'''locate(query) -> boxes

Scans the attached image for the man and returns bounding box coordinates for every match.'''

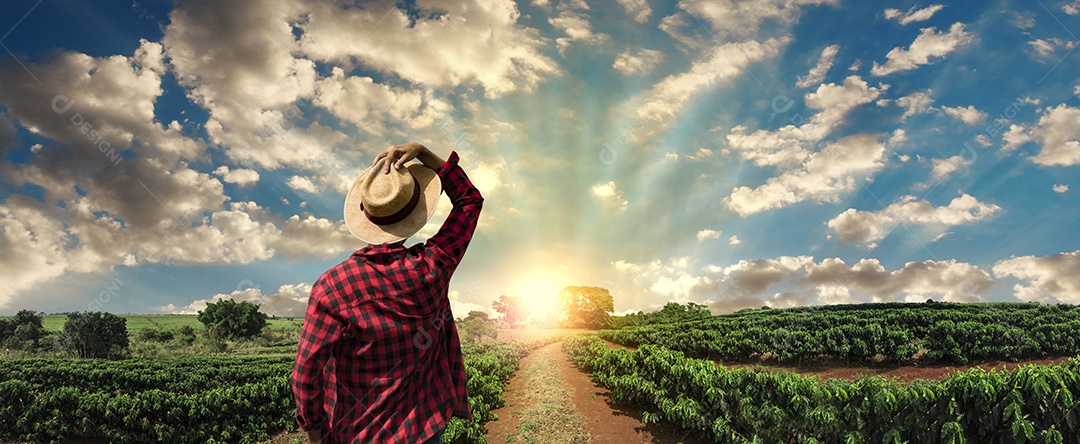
[291,142,483,443]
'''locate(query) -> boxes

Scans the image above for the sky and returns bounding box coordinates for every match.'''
[0,0,1078,320]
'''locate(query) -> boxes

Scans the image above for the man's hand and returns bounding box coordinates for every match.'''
[372,143,445,173]
[305,428,323,444]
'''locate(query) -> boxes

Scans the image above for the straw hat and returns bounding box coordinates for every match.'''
[344,157,442,245]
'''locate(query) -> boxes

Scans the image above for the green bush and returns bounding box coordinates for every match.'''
[61,312,128,359]
[197,299,268,340]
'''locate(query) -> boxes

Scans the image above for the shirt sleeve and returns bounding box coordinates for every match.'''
[290,279,346,433]
[425,150,484,271]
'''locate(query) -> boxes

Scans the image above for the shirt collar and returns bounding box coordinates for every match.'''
[353,241,409,257]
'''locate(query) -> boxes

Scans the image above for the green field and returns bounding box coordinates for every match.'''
[0,313,302,332]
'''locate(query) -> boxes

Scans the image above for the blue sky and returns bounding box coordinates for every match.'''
[0,0,1078,319]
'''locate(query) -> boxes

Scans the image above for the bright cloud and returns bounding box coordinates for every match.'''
[884,5,945,25]
[796,44,839,88]
[994,250,1080,304]
[725,133,887,216]
[941,105,987,125]
[613,48,665,76]
[726,76,883,167]
[696,229,723,242]
[632,37,789,140]
[871,23,973,76]
[159,282,311,317]
[1004,104,1080,166]
[616,0,652,23]
[827,194,1001,245]
[591,181,628,214]
[213,166,260,187]
[688,256,992,312]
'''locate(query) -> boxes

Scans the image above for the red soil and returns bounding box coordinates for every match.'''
[486,341,709,444]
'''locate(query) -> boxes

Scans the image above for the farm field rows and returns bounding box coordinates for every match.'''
[565,334,1079,443]
[600,302,1080,365]
[0,337,559,444]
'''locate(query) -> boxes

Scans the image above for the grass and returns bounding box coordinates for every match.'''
[502,344,590,444]
[0,314,302,332]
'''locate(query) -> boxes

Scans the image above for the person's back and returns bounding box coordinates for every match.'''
[291,143,483,444]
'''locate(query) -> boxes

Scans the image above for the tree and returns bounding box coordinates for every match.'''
[0,319,13,344]
[1,310,47,350]
[197,299,268,340]
[492,295,529,328]
[457,311,497,343]
[555,286,614,329]
[61,312,129,359]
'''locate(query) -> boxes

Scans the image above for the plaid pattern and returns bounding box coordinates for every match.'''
[291,151,482,443]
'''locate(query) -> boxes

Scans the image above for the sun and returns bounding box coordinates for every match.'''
[506,268,567,324]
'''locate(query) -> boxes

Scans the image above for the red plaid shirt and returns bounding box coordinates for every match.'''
[291,151,481,443]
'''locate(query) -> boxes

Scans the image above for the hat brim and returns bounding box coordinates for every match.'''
[344,163,442,245]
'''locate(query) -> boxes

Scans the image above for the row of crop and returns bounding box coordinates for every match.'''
[681,303,1080,340]
[0,356,292,394]
[0,376,296,443]
[565,334,1080,444]
[0,337,560,443]
[602,304,1080,364]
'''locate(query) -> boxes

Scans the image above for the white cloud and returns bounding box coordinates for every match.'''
[0,41,348,307]
[549,9,609,55]
[287,175,320,193]
[871,23,973,76]
[213,166,260,187]
[796,44,840,88]
[1029,38,1076,59]
[1001,124,1032,152]
[725,133,887,216]
[688,256,993,312]
[632,37,788,141]
[941,105,987,125]
[298,1,560,99]
[159,282,311,317]
[1054,184,1069,193]
[313,68,448,137]
[726,76,883,167]
[696,229,723,242]
[673,0,838,37]
[591,181,628,214]
[1066,1,1080,15]
[729,235,741,245]
[889,129,909,147]
[0,200,79,309]
[895,91,935,120]
[616,0,652,23]
[163,0,348,171]
[611,256,704,304]
[929,155,972,181]
[827,194,1000,245]
[994,250,1080,304]
[1011,12,1036,29]
[448,290,490,319]
[613,48,664,76]
[884,5,945,25]
[1003,104,1080,166]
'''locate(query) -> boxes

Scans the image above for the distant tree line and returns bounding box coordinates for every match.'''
[0,299,269,359]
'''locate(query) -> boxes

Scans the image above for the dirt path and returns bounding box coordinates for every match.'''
[486,342,591,443]
[486,341,707,444]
